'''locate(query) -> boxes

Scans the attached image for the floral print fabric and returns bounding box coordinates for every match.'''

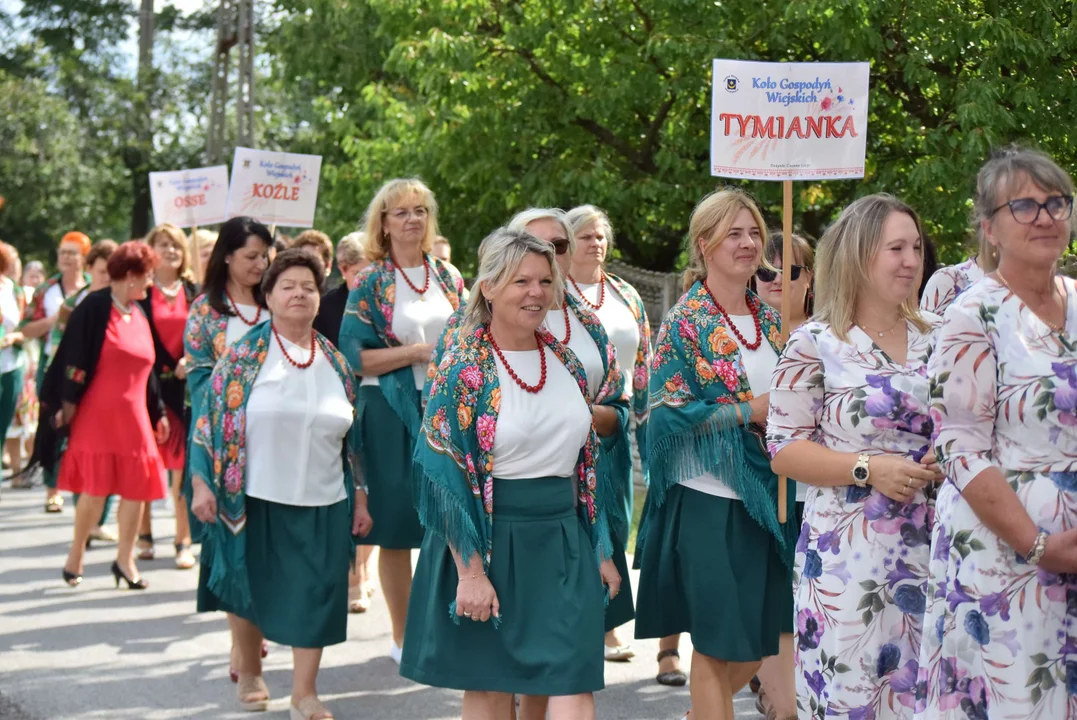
[914,277,1077,720]
[920,259,984,317]
[767,319,940,720]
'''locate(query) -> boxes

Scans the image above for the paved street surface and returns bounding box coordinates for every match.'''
[0,487,760,719]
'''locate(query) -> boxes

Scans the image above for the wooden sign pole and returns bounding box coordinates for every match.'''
[188,224,201,280]
[777,179,794,524]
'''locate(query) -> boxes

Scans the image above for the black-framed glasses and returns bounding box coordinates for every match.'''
[756,265,804,283]
[990,195,1073,225]
[551,239,570,255]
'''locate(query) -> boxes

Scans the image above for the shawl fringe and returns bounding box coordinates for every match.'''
[412,453,484,567]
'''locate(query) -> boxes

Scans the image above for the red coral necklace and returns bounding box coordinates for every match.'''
[488,330,547,393]
[225,288,262,326]
[569,273,606,311]
[273,324,316,369]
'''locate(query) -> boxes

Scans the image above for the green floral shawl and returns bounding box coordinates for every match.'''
[415,324,613,577]
[339,254,464,442]
[605,273,652,464]
[189,321,359,611]
[426,296,633,539]
[642,282,797,564]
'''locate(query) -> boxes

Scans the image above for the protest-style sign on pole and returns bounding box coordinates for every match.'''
[225,147,322,229]
[711,59,870,523]
[149,165,230,230]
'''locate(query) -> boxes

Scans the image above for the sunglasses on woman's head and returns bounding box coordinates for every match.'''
[755,265,804,283]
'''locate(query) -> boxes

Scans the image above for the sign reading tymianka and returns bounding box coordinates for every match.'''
[710,59,870,181]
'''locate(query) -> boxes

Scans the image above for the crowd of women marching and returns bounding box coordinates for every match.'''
[2,144,1075,720]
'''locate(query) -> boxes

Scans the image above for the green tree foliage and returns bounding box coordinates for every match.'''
[270,0,1077,270]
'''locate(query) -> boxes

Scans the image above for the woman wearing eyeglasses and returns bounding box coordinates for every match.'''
[914,149,1077,719]
[339,178,465,664]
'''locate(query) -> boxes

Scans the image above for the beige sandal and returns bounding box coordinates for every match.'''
[290,696,333,720]
[237,675,269,712]
[348,584,370,613]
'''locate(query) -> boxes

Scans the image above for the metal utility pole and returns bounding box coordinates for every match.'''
[207,0,255,164]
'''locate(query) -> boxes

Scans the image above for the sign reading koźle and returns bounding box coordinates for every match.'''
[225,148,322,227]
[710,60,870,181]
[149,165,230,228]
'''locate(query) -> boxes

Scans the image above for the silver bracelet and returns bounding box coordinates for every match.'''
[1025,530,1049,565]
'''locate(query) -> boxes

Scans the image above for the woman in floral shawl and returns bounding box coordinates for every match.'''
[183,216,272,683]
[338,178,464,664]
[564,203,651,662]
[914,149,1077,720]
[634,189,797,720]
[768,194,941,720]
[401,227,619,720]
[190,251,372,720]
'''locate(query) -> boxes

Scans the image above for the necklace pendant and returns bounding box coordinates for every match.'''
[418,294,426,302]
[878,331,884,338]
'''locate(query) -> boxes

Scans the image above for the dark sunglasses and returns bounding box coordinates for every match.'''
[551,239,570,255]
[990,195,1073,225]
[755,265,804,283]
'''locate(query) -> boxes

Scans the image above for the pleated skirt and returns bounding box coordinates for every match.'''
[357,386,424,549]
[400,476,605,695]
[634,484,792,661]
[197,496,350,648]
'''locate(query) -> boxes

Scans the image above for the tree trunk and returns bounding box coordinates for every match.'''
[128,0,154,239]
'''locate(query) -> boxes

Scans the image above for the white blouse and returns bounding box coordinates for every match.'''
[492,349,591,480]
[41,283,65,357]
[244,335,354,506]
[361,266,455,390]
[569,280,641,392]
[0,278,25,373]
[680,314,779,500]
[225,303,265,346]
[543,306,604,399]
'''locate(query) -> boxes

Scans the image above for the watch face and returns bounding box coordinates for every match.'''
[853,466,868,481]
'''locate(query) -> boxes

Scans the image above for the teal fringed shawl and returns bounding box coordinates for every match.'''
[339,254,464,448]
[413,324,612,576]
[188,321,360,612]
[641,282,797,564]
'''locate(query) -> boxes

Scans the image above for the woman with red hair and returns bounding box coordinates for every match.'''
[53,241,169,590]
[19,231,90,512]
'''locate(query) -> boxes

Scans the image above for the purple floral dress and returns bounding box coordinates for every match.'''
[914,277,1077,720]
[768,319,940,720]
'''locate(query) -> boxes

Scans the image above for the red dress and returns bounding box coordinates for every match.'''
[150,286,188,470]
[58,307,167,501]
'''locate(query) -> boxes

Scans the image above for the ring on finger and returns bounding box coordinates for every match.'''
[462,611,472,617]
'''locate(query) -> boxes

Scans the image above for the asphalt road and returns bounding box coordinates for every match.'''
[0,485,760,719]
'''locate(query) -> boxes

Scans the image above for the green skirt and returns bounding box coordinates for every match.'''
[400,476,605,695]
[197,497,351,648]
[605,532,634,632]
[634,484,792,661]
[358,386,424,549]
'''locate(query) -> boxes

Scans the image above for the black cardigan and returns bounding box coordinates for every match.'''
[137,279,200,421]
[26,288,165,474]
[312,281,349,349]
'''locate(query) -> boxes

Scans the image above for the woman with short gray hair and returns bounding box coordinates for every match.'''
[402,227,620,720]
[564,204,652,662]
[914,147,1077,719]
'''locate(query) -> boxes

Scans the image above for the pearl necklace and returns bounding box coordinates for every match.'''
[111,294,133,320]
[155,280,182,300]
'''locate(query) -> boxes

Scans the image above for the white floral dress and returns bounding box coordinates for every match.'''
[914,277,1077,720]
[920,259,985,316]
[768,319,940,720]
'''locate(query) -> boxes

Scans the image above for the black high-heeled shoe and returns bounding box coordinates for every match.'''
[110,561,148,590]
[62,568,82,587]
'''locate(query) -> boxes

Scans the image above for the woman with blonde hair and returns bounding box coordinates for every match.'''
[914,148,1077,718]
[339,178,464,662]
[768,194,940,720]
[401,227,619,720]
[135,224,201,568]
[564,204,651,662]
[635,189,796,720]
